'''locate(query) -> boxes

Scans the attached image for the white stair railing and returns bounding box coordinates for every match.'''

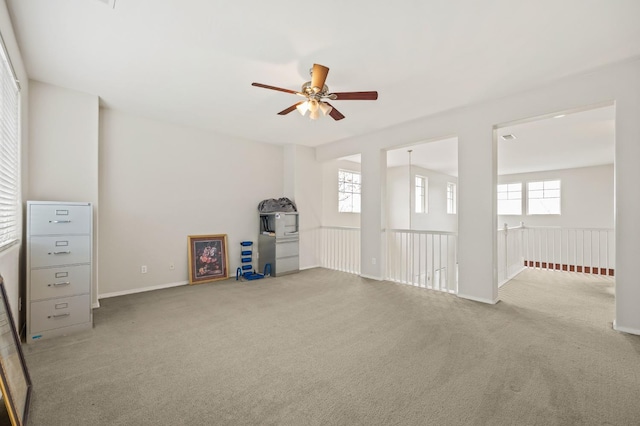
[386,229,458,294]
[497,223,526,286]
[319,226,361,274]
[521,226,615,276]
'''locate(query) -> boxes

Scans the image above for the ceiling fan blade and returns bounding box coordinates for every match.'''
[252,82,303,96]
[278,102,305,115]
[324,103,345,121]
[311,64,329,92]
[331,91,378,101]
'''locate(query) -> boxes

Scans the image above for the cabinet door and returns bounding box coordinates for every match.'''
[29,204,91,235]
[29,236,91,268]
[30,294,91,333]
[30,265,91,300]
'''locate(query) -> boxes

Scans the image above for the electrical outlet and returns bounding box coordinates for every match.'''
[371,258,377,265]
[141,265,147,274]
[169,263,175,270]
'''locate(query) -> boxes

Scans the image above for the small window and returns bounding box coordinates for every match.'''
[447,182,457,214]
[415,175,427,213]
[497,183,522,215]
[338,170,361,213]
[527,180,560,215]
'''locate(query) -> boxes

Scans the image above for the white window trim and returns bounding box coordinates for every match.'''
[526,179,561,215]
[338,169,361,213]
[0,32,21,252]
[497,182,523,216]
[415,175,427,214]
[447,182,457,215]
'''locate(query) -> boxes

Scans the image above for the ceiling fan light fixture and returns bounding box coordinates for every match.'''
[296,101,309,116]
[319,102,332,116]
[251,63,378,121]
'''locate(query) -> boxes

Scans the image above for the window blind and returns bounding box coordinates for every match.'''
[0,33,20,250]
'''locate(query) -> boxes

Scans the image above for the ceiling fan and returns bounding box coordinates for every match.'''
[251,64,378,121]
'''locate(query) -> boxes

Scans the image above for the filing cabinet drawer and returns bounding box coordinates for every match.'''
[30,294,91,333]
[276,240,299,258]
[29,204,91,235]
[30,265,91,301]
[276,255,299,275]
[29,236,91,268]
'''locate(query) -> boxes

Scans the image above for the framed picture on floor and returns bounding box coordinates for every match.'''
[188,234,229,284]
[0,276,32,426]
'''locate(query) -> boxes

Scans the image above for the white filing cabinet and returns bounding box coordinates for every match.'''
[258,212,299,276]
[26,201,93,343]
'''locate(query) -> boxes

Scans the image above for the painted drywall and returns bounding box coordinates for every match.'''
[98,109,283,296]
[387,165,458,232]
[497,164,614,229]
[283,145,323,269]
[28,80,99,202]
[28,80,100,306]
[0,0,29,327]
[314,59,640,332]
[322,159,361,228]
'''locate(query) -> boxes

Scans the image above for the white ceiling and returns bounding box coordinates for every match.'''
[6,0,640,151]
[344,104,614,176]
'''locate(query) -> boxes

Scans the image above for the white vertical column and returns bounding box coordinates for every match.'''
[283,144,324,270]
[283,144,296,199]
[614,80,640,335]
[457,120,498,303]
[360,148,387,280]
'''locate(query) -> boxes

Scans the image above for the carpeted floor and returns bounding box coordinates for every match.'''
[16,268,640,425]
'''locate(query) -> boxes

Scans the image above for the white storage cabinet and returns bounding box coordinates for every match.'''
[26,201,93,343]
[258,212,299,276]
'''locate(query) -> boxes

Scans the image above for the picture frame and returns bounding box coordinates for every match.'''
[188,234,230,284]
[0,276,32,426]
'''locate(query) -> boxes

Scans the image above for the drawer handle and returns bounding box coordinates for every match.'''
[48,251,71,255]
[48,282,71,287]
[49,220,72,223]
[49,313,71,319]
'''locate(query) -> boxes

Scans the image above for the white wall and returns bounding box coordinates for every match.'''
[322,159,361,228]
[283,145,323,269]
[498,164,614,229]
[0,0,29,328]
[28,80,100,306]
[28,81,99,202]
[98,109,283,296]
[387,165,458,232]
[314,59,640,333]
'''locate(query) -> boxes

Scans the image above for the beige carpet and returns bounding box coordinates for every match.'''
[17,267,640,425]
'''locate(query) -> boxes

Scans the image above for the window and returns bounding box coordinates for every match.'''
[497,183,522,215]
[0,38,20,251]
[415,175,427,213]
[338,170,361,213]
[447,182,457,214]
[527,180,561,215]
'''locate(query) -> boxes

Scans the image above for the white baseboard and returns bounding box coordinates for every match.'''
[300,264,321,271]
[457,293,499,305]
[359,273,383,281]
[99,280,188,300]
[613,321,640,336]
[498,266,527,287]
